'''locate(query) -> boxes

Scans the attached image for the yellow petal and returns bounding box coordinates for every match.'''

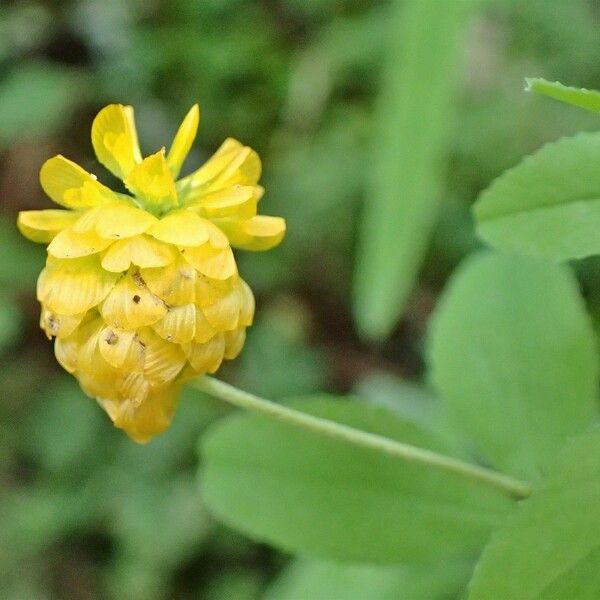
[218,215,286,251]
[80,372,121,404]
[152,303,197,344]
[224,328,246,360]
[101,271,168,329]
[181,243,237,279]
[193,308,217,343]
[118,372,151,406]
[178,138,243,191]
[193,272,231,308]
[141,257,197,305]
[184,185,258,219]
[40,155,118,209]
[101,235,177,272]
[167,104,200,179]
[137,328,186,385]
[54,335,79,373]
[47,226,113,258]
[72,204,157,240]
[238,279,255,326]
[254,185,265,202]
[242,216,286,245]
[18,209,80,244]
[184,333,225,373]
[98,326,146,370]
[141,256,231,313]
[206,145,262,191]
[91,104,142,179]
[205,220,229,249]
[148,210,210,246]
[37,256,118,315]
[101,384,180,444]
[76,318,121,396]
[70,207,102,233]
[96,205,158,239]
[40,307,86,339]
[201,286,241,331]
[124,151,179,212]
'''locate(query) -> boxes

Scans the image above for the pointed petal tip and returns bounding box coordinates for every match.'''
[91,103,142,179]
[167,104,201,179]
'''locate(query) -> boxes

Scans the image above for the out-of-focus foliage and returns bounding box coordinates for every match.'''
[0,61,80,149]
[353,0,473,340]
[265,558,473,600]
[1,0,600,598]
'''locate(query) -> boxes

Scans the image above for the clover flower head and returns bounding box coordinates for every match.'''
[18,104,285,442]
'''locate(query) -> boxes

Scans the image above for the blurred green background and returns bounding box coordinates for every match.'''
[1,0,600,598]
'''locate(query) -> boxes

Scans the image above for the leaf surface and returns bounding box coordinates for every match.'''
[468,432,600,599]
[474,132,600,260]
[201,396,514,564]
[429,252,598,479]
[265,558,472,600]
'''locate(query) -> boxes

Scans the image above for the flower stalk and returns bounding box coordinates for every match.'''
[191,376,532,501]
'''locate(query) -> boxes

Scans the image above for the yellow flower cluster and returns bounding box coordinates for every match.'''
[18,104,285,442]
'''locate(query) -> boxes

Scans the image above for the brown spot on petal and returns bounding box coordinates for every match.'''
[47,314,59,335]
[132,270,146,288]
[104,330,118,345]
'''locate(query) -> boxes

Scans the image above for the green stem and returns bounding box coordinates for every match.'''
[191,376,532,501]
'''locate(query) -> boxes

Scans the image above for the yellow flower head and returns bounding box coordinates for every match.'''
[18,104,285,443]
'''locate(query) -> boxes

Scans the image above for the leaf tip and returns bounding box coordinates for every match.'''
[524,77,536,92]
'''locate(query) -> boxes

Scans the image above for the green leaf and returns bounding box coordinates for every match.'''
[353,373,442,431]
[428,252,598,480]
[0,61,81,148]
[526,77,600,113]
[468,431,600,599]
[353,372,467,451]
[200,396,514,564]
[353,0,474,340]
[265,558,472,600]
[474,132,600,261]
